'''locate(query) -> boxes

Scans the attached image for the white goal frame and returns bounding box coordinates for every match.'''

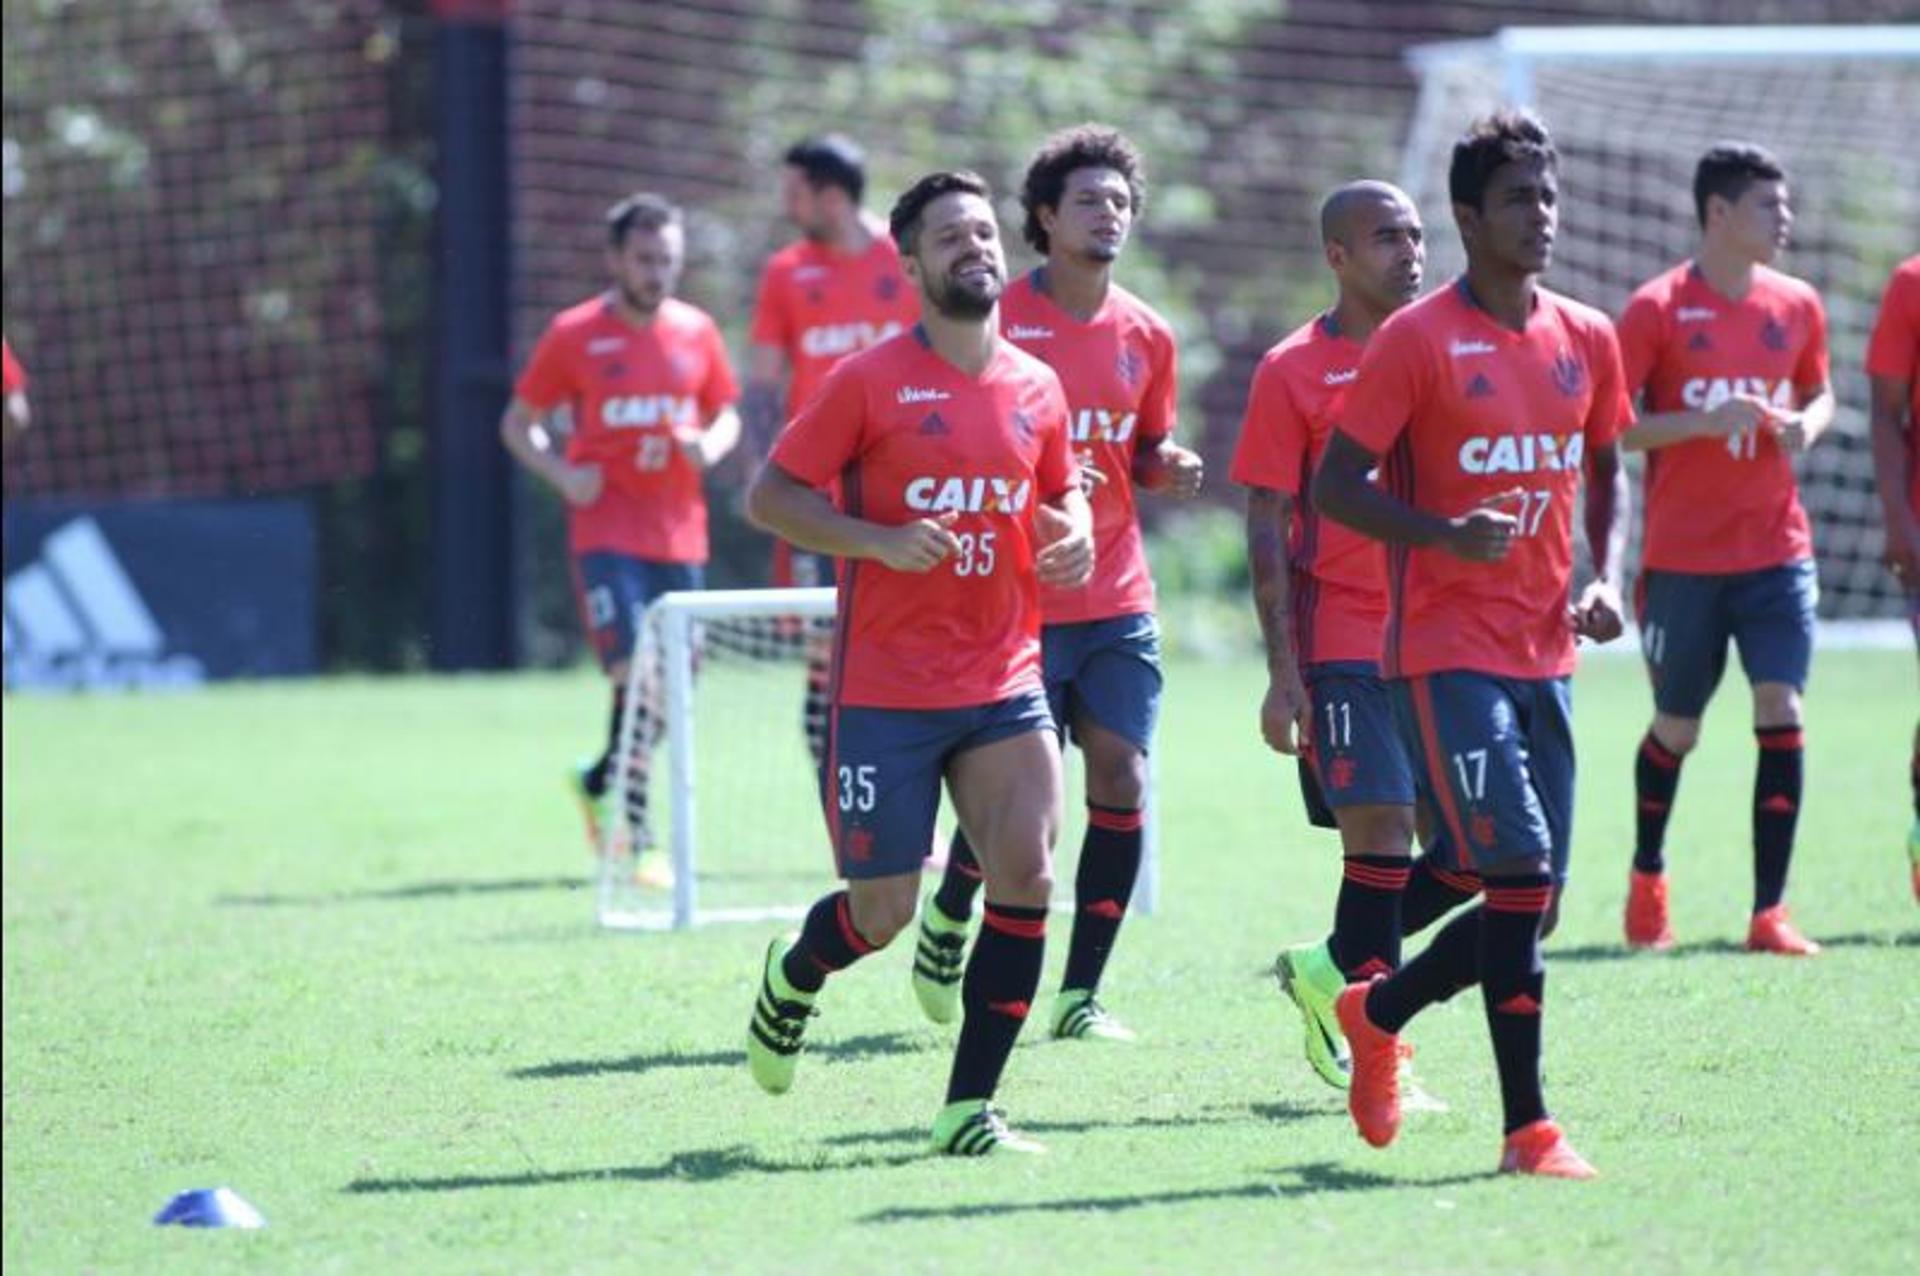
[599,587,1163,931]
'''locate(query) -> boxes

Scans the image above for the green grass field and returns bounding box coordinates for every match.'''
[4,652,1916,1274]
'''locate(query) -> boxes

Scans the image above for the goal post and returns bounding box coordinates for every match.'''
[598,587,1164,931]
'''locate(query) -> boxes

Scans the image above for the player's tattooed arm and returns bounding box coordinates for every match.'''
[1313,430,1513,561]
[1572,440,1630,643]
[1246,487,1310,754]
[1868,374,1920,588]
[748,461,960,572]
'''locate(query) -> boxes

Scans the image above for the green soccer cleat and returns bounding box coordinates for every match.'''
[930,1100,1046,1156]
[912,897,968,1025]
[746,936,815,1095]
[1050,990,1137,1042]
[1273,941,1352,1089]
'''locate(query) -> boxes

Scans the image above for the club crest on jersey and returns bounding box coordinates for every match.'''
[1759,317,1790,351]
[1458,431,1585,474]
[602,394,696,429]
[667,352,696,380]
[1069,408,1137,443]
[1551,352,1585,397]
[1680,375,1792,411]
[1116,349,1145,388]
[1011,409,1037,446]
[805,320,904,359]
[905,475,1032,514]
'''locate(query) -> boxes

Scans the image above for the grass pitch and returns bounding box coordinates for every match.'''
[4,651,1915,1274]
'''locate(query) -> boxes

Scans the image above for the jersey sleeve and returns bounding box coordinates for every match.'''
[768,358,866,488]
[1034,375,1078,502]
[1335,318,1429,456]
[513,321,573,412]
[1228,356,1306,495]
[748,263,790,350]
[1583,319,1635,448]
[1,338,24,395]
[1134,324,1178,446]
[1866,266,1918,382]
[1793,288,1831,398]
[1614,289,1664,401]
[698,319,741,419]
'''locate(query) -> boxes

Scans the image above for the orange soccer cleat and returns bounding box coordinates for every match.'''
[1334,981,1401,1149]
[1623,869,1674,950]
[1499,1118,1598,1179]
[1745,904,1821,956]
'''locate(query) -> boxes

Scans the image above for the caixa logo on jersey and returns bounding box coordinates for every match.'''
[904,475,1032,514]
[1457,432,1585,474]
[4,502,316,690]
[800,321,904,360]
[1680,376,1792,411]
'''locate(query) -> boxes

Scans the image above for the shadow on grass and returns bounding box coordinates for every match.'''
[1551,930,1914,963]
[509,1031,933,1080]
[343,1142,928,1194]
[814,1102,1331,1151]
[858,1160,1495,1223]
[216,875,590,908]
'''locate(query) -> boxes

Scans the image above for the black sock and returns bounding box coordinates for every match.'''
[1365,905,1481,1033]
[1481,876,1552,1134]
[1327,854,1409,980]
[933,829,985,922]
[1633,732,1684,874]
[947,902,1046,1103]
[1060,804,1143,993]
[1400,851,1480,938]
[781,891,879,994]
[583,686,626,797]
[1753,726,1804,912]
[1912,740,1919,821]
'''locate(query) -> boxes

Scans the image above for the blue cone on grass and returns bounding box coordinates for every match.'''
[153,1187,266,1229]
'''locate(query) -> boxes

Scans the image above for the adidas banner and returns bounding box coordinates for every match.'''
[4,499,316,689]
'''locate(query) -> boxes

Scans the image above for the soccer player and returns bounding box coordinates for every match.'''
[743,170,1094,1156]
[1313,111,1631,1179]
[1616,144,1834,955]
[500,193,741,886]
[2,335,28,446]
[913,125,1202,1043]
[746,136,918,770]
[1233,182,1480,1094]
[1866,253,1920,900]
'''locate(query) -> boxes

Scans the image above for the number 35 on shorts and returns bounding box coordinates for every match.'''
[837,764,877,812]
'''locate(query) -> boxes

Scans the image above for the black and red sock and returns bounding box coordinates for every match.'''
[583,685,627,797]
[1481,876,1552,1134]
[1753,725,1804,912]
[1060,804,1143,993]
[1327,854,1409,981]
[1364,904,1481,1033]
[933,829,985,922]
[946,902,1047,1103]
[1400,853,1480,938]
[781,891,879,994]
[1633,732,1684,875]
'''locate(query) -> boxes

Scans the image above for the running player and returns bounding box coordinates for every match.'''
[1314,111,1631,1179]
[501,193,741,887]
[1616,144,1834,955]
[746,136,918,770]
[1233,182,1479,1094]
[914,125,1202,1043]
[742,171,1095,1156]
[1866,253,1920,900]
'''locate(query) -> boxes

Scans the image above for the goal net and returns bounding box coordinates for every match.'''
[598,587,1161,931]
[1401,25,1920,632]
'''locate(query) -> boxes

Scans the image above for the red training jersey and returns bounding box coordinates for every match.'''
[1,337,24,394]
[1865,255,1920,518]
[1335,281,1633,681]
[514,295,739,562]
[750,236,918,418]
[1230,314,1386,665]
[1000,271,1177,624]
[1619,262,1829,574]
[768,329,1078,710]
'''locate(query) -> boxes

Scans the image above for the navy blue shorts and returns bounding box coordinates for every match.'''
[822,689,1055,880]
[1296,660,1418,830]
[1636,560,1816,718]
[1393,672,1574,883]
[1042,613,1163,752]
[571,554,703,672]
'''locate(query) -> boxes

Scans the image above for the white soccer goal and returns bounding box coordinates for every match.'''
[1401,25,1920,636]
[598,587,1163,930]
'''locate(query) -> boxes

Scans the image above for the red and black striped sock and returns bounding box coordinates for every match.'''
[1365,904,1480,1033]
[1327,854,1410,980]
[946,902,1047,1104]
[1399,853,1480,937]
[1633,732,1685,874]
[1482,875,1552,1134]
[1060,804,1143,993]
[781,891,878,995]
[933,828,985,922]
[1753,726,1804,912]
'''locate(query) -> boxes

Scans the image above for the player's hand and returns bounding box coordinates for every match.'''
[1702,393,1771,438]
[875,511,962,573]
[1443,490,1521,562]
[1074,449,1109,498]
[1260,665,1312,755]
[1158,443,1206,500]
[1035,503,1095,588]
[1569,578,1625,644]
[1762,408,1811,453]
[674,426,711,469]
[556,463,604,508]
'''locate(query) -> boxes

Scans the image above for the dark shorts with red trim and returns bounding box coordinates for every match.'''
[1635,559,1816,718]
[571,554,704,672]
[1041,613,1163,752]
[1391,672,1573,883]
[1296,660,1418,829]
[821,689,1055,880]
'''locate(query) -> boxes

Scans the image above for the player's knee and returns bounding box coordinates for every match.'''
[1083,751,1147,809]
[1652,715,1701,756]
[1752,682,1801,728]
[848,881,917,947]
[1338,805,1416,856]
[607,660,631,685]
